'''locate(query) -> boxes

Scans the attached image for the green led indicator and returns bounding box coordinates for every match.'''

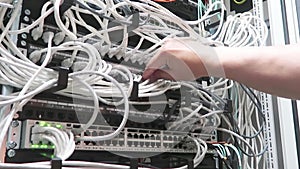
[41,153,47,157]
[31,144,39,148]
[51,145,55,149]
[41,153,55,158]
[39,121,47,127]
[55,124,62,129]
[46,123,51,127]
[40,144,48,149]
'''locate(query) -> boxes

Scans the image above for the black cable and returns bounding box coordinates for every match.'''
[246,86,261,107]
[220,110,267,157]
[223,159,233,169]
[238,84,266,139]
[190,97,224,110]
[234,140,268,157]
[227,80,232,99]
[220,116,268,157]
[240,125,264,139]
[240,84,264,118]
[221,105,264,139]
[187,81,267,156]
[215,147,233,169]
[186,81,226,106]
[163,99,180,123]
[226,125,268,157]
[244,85,263,113]
[291,100,300,164]
[113,0,132,16]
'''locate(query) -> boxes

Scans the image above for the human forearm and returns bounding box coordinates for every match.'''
[142,38,300,99]
[216,45,300,99]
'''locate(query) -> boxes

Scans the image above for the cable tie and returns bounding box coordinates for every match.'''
[51,157,62,169]
[130,158,138,169]
[129,81,139,101]
[44,67,70,93]
[59,0,75,16]
[224,99,233,114]
[187,159,194,169]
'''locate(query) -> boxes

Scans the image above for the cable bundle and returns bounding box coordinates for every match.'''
[214,12,268,47]
[31,126,76,161]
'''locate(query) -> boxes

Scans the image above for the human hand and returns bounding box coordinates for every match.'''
[142,38,224,82]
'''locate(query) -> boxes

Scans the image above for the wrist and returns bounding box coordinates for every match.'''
[182,41,227,78]
[199,46,228,78]
[214,46,260,81]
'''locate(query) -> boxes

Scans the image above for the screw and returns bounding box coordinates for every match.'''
[7,149,16,158]
[21,33,27,39]
[20,40,26,46]
[24,9,31,15]
[11,120,19,127]
[23,16,29,22]
[7,141,17,149]
[13,113,19,119]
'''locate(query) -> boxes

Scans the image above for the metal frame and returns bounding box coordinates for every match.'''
[260,93,281,169]
[284,0,300,43]
[267,0,300,169]
[1,0,21,162]
[276,98,299,169]
[252,1,283,169]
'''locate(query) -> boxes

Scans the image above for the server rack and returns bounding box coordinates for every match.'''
[1,0,300,169]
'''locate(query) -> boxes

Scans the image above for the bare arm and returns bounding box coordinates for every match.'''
[142,38,300,99]
[217,44,300,99]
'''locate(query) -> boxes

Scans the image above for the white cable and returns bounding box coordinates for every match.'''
[0,2,14,8]
[33,126,75,160]
[70,71,129,141]
[53,0,77,40]
[70,77,99,131]
[9,6,54,34]
[0,0,22,42]
[215,128,258,169]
